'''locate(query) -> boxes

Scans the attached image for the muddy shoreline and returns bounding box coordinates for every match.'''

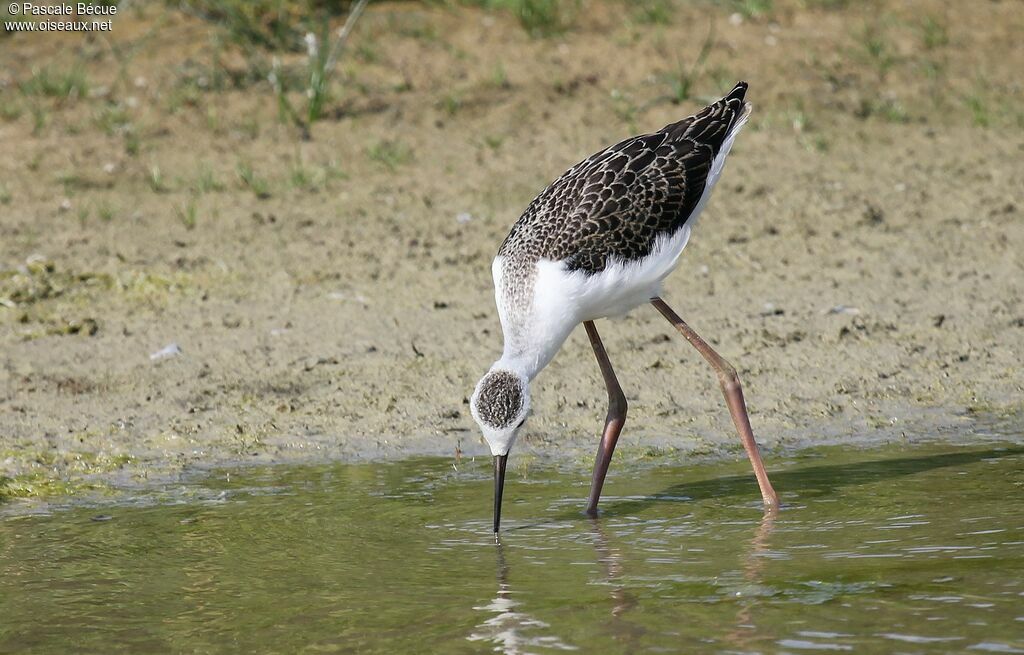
[2,1,1022,501]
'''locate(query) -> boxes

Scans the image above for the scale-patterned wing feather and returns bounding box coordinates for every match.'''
[498,82,748,275]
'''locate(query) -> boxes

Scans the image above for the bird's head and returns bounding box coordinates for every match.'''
[470,367,530,457]
[471,367,530,537]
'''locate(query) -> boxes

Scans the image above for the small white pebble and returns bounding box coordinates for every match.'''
[456,212,473,224]
[327,291,368,305]
[150,343,182,361]
[729,12,743,26]
[59,198,72,212]
[824,305,861,315]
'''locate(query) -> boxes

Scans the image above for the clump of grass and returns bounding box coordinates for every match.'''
[787,108,814,133]
[878,99,909,123]
[288,158,345,191]
[920,15,949,50]
[269,0,369,137]
[96,201,115,222]
[93,103,139,156]
[920,59,945,83]
[205,106,225,135]
[193,164,225,194]
[167,85,201,114]
[858,22,897,80]
[854,96,911,123]
[19,66,89,100]
[0,99,22,121]
[804,0,848,9]
[438,92,463,116]
[29,105,48,136]
[633,0,673,25]
[0,185,11,205]
[466,0,574,37]
[179,0,329,51]
[491,62,510,89]
[729,0,772,19]
[94,103,131,135]
[809,135,830,152]
[367,139,412,170]
[289,162,314,190]
[176,199,198,230]
[147,164,168,193]
[302,29,332,124]
[355,42,379,63]
[656,23,714,105]
[964,94,990,128]
[237,161,271,198]
[124,132,141,157]
[514,0,569,36]
[57,171,94,193]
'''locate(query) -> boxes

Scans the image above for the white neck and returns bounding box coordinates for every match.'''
[493,354,540,382]
[492,257,582,382]
[495,319,576,382]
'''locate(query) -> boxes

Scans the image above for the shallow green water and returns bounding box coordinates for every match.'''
[1,443,1023,654]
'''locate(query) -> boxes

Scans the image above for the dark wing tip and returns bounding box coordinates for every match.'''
[727,81,748,103]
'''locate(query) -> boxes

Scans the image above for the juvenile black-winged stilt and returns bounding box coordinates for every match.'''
[470,82,780,535]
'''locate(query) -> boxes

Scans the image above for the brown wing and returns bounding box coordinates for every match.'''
[499,82,749,275]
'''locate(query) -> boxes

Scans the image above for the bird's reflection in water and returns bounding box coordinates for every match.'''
[720,509,778,651]
[468,510,777,653]
[466,542,577,654]
[585,518,648,648]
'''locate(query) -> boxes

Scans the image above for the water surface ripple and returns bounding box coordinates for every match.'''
[1,443,1022,653]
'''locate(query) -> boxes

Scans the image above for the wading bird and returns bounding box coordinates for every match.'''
[470,82,779,535]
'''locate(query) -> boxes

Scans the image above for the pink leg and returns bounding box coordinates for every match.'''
[651,297,780,510]
[584,320,628,516]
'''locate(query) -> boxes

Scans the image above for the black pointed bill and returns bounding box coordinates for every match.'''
[493,454,508,535]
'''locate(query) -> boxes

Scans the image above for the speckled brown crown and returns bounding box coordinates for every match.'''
[474,370,525,429]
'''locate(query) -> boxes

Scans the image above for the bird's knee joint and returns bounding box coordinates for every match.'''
[610,393,628,418]
[718,366,741,393]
